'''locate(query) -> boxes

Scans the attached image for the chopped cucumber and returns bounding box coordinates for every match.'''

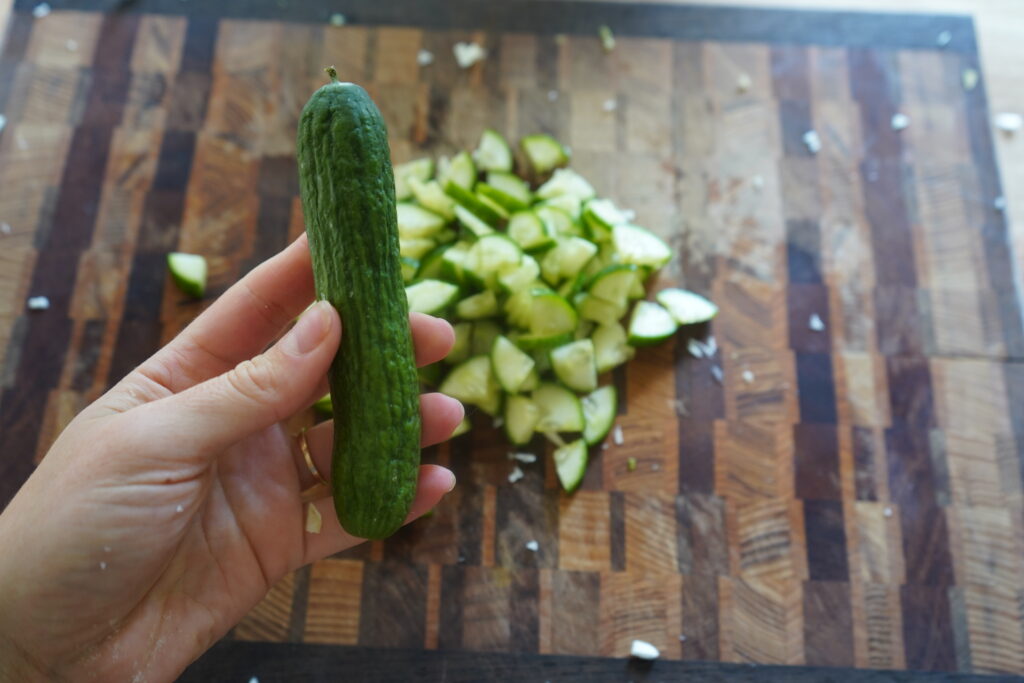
[455,204,494,238]
[550,339,598,393]
[537,168,596,202]
[476,192,510,220]
[521,134,570,175]
[409,178,456,220]
[520,367,541,392]
[400,256,419,283]
[167,252,207,298]
[394,157,433,201]
[397,202,447,238]
[456,290,499,319]
[508,211,555,251]
[491,335,536,393]
[441,240,473,284]
[613,224,672,269]
[540,236,598,285]
[473,129,513,172]
[504,395,540,446]
[587,264,639,308]
[471,319,503,357]
[533,383,584,432]
[451,417,472,437]
[627,301,679,346]
[440,355,502,416]
[581,386,616,445]
[513,331,573,351]
[445,181,504,226]
[399,238,437,261]
[530,289,578,337]
[582,198,626,241]
[593,322,635,373]
[313,393,333,414]
[497,254,540,293]
[406,279,460,315]
[537,194,583,223]
[536,205,578,237]
[481,171,532,210]
[466,234,523,289]
[576,293,628,326]
[553,439,588,492]
[447,322,472,364]
[656,288,719,325]
[417,243,450,280]
[504,288,534,329]
[438,151,476,190]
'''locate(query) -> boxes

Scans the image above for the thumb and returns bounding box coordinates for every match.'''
[145,301,341,456]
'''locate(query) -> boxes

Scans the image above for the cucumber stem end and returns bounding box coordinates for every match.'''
[325,66,339,82]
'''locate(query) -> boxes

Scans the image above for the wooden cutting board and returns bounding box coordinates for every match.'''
[0,1,1022,676]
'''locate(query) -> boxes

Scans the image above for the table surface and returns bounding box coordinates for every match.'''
[0,0,1022,680]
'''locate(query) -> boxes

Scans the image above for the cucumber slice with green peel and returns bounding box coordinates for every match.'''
[167,252,207,298]
[519,367,540,392]
[491,335,536,393]
[497,254,540,293]
[504,288,533,329]
[574,318,595,341]
[397,202,447,238]
[445,181,504,226]
[513,331,574,351]
[451,417,472,437]
[593,322,635,373]
[504,394,540,445]
[465,234,523,290]
[400,256,419,283]
[435,227,458,245]
[540,236,598,285]
[455,205,495,238]
[612,224,672,269]
[473,129,513,172]
[656,288,719,325]
[441,240,473,284]
[557,271,587,301]
[508,211,555,251]
[394,157,433,201]
[587,264,639,308]
[537,168,596,202]
[550,339,598,393]
[476,191,510,220]
[532,383,585,433]
[447,322,472,365]
[577,293,628,325]
[440,355,502,416]
[438,151,476,190]
[409,178,456,220]
[521,134,570,175]
[553,439,588,492]
[629,270,648,299]
[313,393,333,414]
[536,205,578,237]
[405,279,460,315]
[416,243,450,280]
[582,198,626,240]
[456,290,499,319]
[399,238,437,260]
[581,385,617,445]
[418,362,443,387]
[471,319,503,357]
[481,171,532,210]
[530,289,578,337]
[627,301,679,346]
[537,194,583,223]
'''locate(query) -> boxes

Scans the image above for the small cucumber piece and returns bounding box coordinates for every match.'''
[537,168,596,202]
[530,288,578,337]
[416,243,450,281]
[513,331,574,351]
[656,288,719,325]
[445,181,504,226]
[400,256,419,283]
[466,234,523,289]
[313,393,333,414]
[553,439,588,492]
[537,194,583,223]
[550,339,598,393]
[451,417,472,437]
[438,151,476,191]
[540,236,598,286]
[399,238,437,260]
[519,367,541,392]
[587,264,639,309]
[536,205,578,237]
[167,252,207,298]
[409,178,456,220]
[456,290,499,319]
[508,211,555,252]
[441,240,473,284]
[576,292,628,326]
[627,300,679,346]
[397,202,446,238]
[521,134,570,175]
[497,254,540,293]
[504,395,540,446]
[476,192,510,221]
[504,288,534,329]
[471,319,503,357]
[405,279,460,315]
[394,157,433,201]
[612,224,672,269]
[481,171,532,210]
[455,204,495,238]
[593,322,635,373]
[440,355,502,416]
[473,129,513,172]
[491,335,536,393]
[533,383,585,433]
[581,386,616,445]
[447,322,472,365]
[582,198,626,241]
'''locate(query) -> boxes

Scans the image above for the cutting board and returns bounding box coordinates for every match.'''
[1,1,1022,676]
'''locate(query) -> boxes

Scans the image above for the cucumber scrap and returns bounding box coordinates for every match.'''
[167,252,207,298]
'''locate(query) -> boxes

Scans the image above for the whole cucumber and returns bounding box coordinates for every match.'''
[297,69,420,539]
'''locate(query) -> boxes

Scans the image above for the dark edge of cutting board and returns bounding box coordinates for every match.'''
[15,0,977,52]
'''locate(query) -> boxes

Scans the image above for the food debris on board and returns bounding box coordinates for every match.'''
[995,112,1023,134]
[66,39,78,51]
[612,425,624,446]
[453,42,487,69]
[936,30,952,47]
[305,503,322,534]
[1,222,11,235]
[687,338,704,358]
[891,113,910,131]
[508,466,525,484]
[525,540,539,552]
[962,68,979,91]
[710,365,723,384]
[32,2,51,18]
[630,640,660,660]
[598,25,616,52]
[416,49,435,67]
[27,296,50,311]
[547,90,559,101]
[602,98,617,112]
[809,313,825,331]
[742,369,755,384]
[736,72,752,93]
[627,457,637,472]
[512,452,537,464]
[328,13,346,26]
[802,130,821,154]
[751,175,765,191]
[0,114,6,132]
[994,196,1007,212]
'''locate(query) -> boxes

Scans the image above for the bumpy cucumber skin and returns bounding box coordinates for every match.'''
[298,79,420,540]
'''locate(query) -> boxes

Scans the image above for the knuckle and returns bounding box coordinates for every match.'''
[226,357,278,404]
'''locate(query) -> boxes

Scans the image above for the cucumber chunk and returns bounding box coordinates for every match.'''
[440,355,502,416]
[627,301,679,346]
[504,394,540,446]
[537,168,596,202]
[409,178,456,220]
[521,134,570,175]
[438,151,476,190]
[550,339,598,393]
[473,129,513,173]
[397,202,446,238]
[553,439,588,492]
[655,288,719,325]
[456,290,499,319]
[447,322,472,365]
[530,289,578,337]
[455,204,495,237]
[167,252,207,298]
[491,335,536,393]
[481,171,532,211]
[405,279,460,315]
[612,224,672,269]
[508,210,555,251]
[394,157,433,201]
[532,383,585,433]
[593,322,635,373]
[587,264,639,309]
[582,385,617,445]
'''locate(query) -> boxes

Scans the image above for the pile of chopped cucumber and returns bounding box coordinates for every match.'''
[393,130,717,492]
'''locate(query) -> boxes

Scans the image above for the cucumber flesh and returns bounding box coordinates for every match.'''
[582,385,616,445]
[497,254,540,293]
[627,301,679,346]
[530,289,578,337]
[167,252,207,298]
[405,279,460,315]
[440,355,501,416]
[656,288,719,325]
[399,238,437,261]
[474,129,513,172]
[553,439,588,492]
[577,293,627,326]
[483,171,532,209]
[456,290,499,319]
[451,417,472,437]
[446,181,504,226]
[397,202,446,238]
[540,236,598,285]
[471,319,503,357]
[438,151,476,190]
[508,211,555,251]
[537,168,596,202]
[593,322,635,373]
[455,204,495,238]
[582,198,626,239]
[447,322,472,364]
[409,178,456,220]
[400,256,419,283]
[550,339,598,393]
[394,157,433,201]
[613,224,672,269]
[521,134,570,175]
[313,393,333,414]
[466,234,523,289]
[533,383,585,433]
[491,335,536,393]
[536,205,577,237]
[504,395,540,446]
[587,264,639,308]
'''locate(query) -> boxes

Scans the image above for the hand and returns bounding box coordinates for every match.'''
[0,234,463,682]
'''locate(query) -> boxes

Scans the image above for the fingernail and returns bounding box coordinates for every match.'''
[442,468,457,493]
[284,301,330,356]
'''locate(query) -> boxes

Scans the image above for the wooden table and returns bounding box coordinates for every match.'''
[1,1,1021,680]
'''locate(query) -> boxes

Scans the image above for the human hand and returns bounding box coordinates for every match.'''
[0,234,463,682]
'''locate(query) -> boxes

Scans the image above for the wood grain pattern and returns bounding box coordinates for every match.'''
[1,3,1022,677]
